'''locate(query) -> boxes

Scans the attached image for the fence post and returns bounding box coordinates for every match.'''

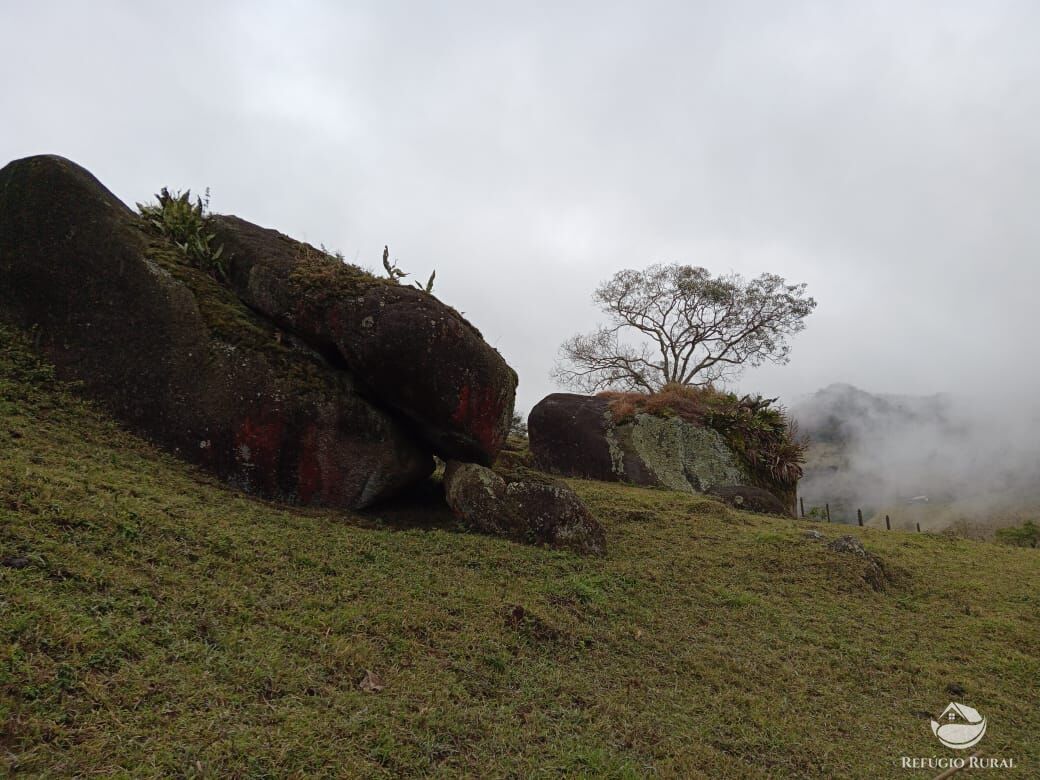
[885,515,891,530]
[857,508,863,527]
[825,503,831,523]
[800,497,805,518]
[916,522,921,533]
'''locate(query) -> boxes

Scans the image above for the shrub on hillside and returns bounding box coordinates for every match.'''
[996,520,1040,548]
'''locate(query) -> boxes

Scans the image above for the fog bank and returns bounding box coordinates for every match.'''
[792,384,1040,531]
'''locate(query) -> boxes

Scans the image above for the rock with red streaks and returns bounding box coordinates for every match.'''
[211,215,517,464]
[0,155,432,507]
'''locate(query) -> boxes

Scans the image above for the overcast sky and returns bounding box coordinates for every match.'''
[4,1,1038,414]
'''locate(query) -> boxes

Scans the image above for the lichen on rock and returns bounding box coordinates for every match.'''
[529,389,798,514]
[443,461,607,555]
[623,413,747,492]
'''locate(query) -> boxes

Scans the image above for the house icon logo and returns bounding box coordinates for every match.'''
[931,702,987,749]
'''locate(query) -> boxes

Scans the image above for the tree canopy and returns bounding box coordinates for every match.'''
[553,263,816,393]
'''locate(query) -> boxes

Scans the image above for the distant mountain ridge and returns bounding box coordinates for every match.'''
[791,383,958,446]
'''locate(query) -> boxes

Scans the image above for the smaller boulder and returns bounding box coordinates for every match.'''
[707,485,791,516]
[827,535,891,591]
[804,529,824,541]
[443,462,606,555]
[827,535,868,555]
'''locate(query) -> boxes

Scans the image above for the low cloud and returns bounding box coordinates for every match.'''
[792,384,1040,532]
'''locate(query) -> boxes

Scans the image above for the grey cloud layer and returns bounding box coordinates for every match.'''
[2,1,1038,415]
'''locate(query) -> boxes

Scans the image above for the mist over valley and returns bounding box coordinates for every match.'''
[792,382,1040,535]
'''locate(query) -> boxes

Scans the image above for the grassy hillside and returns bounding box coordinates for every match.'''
[2,325,1038,778]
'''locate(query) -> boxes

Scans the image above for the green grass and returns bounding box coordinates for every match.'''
[1,325,1038,778]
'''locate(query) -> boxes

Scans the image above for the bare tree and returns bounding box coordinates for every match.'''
[553,264,816,392]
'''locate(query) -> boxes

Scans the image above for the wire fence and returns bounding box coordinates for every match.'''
[798,497,922,532]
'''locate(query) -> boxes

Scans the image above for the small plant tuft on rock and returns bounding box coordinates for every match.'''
[382,245,436,293]
[138,187,226,279]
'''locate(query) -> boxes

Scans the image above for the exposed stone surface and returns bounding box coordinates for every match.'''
[827,535,868,555]
[623,414,746,492]
[358,670,385,693]
[529,392,770,499]
[707,485,791,516]
[211,215,517,464]
[526,394,623,480]
[826,535,892,591]
[442,461,607,555]
[0,154,432,508]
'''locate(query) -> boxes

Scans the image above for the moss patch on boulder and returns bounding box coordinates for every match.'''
[622,414,748,492]
[0,154,432,509]
[599,384,804,505]
[444,461,607,555]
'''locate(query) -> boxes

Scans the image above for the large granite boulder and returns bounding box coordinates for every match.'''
[211,215,517,464]
[0,154,433,507]
[526,394,628,480]
[529,393,750,494]
[443,462,607,555]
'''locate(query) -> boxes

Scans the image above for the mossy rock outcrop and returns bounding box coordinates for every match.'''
[0,154,443,507]
[211,215,517,464]
[529,392,793,513]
